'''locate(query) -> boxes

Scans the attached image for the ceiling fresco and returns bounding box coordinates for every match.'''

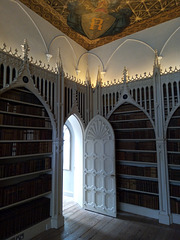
[66,0,132,40]
[19,0,180,50]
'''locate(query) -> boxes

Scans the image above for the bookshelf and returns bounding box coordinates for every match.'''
[0,87,52,240]
[0,197,50,240]
[109,103,159,217]
[167,107,180,219]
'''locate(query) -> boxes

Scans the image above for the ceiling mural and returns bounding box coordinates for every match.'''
[67,0,132,40]
[19,0,180,50]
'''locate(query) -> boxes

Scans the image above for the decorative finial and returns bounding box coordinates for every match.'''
[154,49,162,68]
[85,68,91,85]
[96,66,102,86]
[154,49,158,67]
[123,67,128,84]
[21,39,30,61]
[56,48,63,70]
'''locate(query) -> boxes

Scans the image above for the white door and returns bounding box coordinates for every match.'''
[84,115,116,217]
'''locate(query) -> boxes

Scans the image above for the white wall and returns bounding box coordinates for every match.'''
[0,0,88,80]
[88,17,180,85]
[63,120,74,197]
[69,115,84,207]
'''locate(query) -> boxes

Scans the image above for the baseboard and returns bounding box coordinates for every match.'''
[119,202,159,220]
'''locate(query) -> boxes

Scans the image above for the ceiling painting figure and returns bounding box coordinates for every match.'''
[67,0,132,40]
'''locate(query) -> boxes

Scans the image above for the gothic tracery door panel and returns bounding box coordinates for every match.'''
[84,115,116,217]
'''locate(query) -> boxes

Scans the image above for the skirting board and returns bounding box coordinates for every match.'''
[119,202,159,220]
[172,213,180,224]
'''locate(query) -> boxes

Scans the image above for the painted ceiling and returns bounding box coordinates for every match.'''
[19,0,180,50]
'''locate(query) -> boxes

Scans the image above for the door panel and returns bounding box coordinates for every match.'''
[84,115,116,217]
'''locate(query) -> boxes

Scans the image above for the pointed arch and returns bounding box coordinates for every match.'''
[63,114,84,207]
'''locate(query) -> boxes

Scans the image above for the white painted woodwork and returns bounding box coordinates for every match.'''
[1,39,180,240]
[84,115,116,217]
[119,203,159,220]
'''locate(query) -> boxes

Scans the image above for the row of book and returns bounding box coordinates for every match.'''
[171,198,180,214]
[0,113,51,128]
[0,141,52,157]
[2,89,41,105]
[117,178,159,193]
[117,165,157,178]
[170,184,180,197]
[114,129,155,139]
[109,111,148,121]
[0,99,48,117]
[116,151,157,163]
[0,174,51,207]
[168,118,180,127]
[118,190,159,210]
[167,129,180,138]
[169,169,180,181]
[109,103,154,118]
[168,153,180,165]
[0,197,50,240]
[115,140,156,151]
[167,141,180,152]
[0,128,52,140]
[113,103,140,112]
[108,103,140,113]
[0,157,51,178]
[111,119,152,129]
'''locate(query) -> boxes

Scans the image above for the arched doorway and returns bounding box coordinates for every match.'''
[63,115,84,207]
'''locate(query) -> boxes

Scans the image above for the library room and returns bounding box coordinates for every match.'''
[0,0,180,239]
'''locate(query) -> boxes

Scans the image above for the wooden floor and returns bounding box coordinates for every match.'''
[32,197,180,240]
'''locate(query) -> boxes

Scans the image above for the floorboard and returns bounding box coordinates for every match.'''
[32,197,180,240]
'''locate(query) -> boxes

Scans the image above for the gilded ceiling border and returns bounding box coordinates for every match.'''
[19,0,180,50]
[18,0,91,49]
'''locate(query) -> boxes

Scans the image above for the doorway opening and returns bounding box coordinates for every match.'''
[63,114,84,208]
